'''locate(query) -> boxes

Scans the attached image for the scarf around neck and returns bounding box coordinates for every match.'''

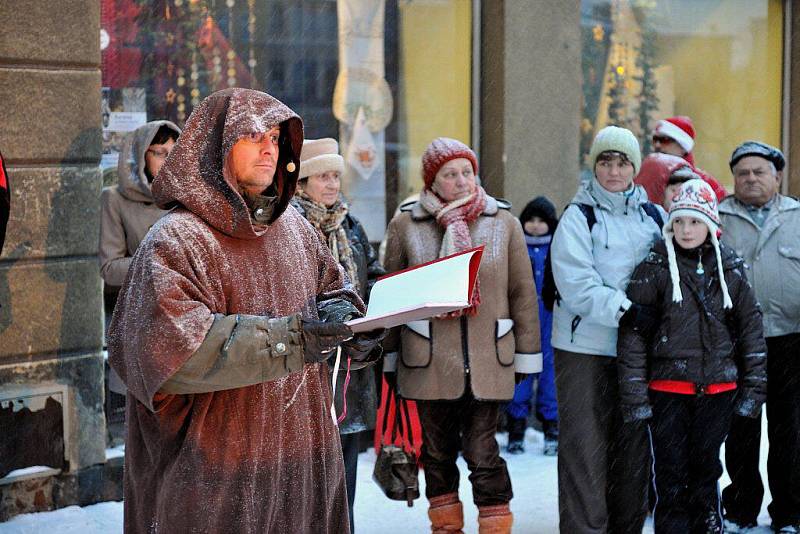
[419,185,488,316]
[294,191,360,294]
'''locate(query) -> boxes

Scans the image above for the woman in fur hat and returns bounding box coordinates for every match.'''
[291,137,385,533]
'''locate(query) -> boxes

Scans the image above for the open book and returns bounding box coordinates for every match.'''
[346,246,484,333]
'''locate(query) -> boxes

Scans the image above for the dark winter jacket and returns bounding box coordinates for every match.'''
[292,200,386,434]
[343,212,385,299]
[617,239,767,422]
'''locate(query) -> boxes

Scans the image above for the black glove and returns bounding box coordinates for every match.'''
[621,403,653,424]
[317,298,360,323]
[301,319,353,363]
[342,328,388,362]
[619,303,659,335]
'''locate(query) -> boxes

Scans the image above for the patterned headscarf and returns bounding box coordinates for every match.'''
[293,191,360,294]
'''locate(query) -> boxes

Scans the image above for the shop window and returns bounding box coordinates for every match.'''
[100,0,473,239]
[580,0,783,187]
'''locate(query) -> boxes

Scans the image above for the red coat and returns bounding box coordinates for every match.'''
[635,153,727,207]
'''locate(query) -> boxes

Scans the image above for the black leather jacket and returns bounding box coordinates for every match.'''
[617,239,767,422]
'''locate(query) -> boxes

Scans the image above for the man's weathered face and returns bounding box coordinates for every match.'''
[733,155,780,207]
[652,135,686,158]
[228,126,281,195]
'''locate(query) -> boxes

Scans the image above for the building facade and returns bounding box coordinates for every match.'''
[0,0,797,520]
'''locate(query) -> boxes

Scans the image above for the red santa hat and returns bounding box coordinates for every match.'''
[653,116,696,154]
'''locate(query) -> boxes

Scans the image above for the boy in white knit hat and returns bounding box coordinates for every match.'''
[617,179,767,534]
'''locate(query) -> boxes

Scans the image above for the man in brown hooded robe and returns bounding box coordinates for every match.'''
[108,88,382,533]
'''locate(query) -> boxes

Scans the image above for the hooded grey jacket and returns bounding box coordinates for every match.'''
[719,194,800,337]
[99,120,180,286]
[551,178,665,356]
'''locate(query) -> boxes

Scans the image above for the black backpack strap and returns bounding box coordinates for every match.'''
[542,203,596,311]
[574,203,597,232]
[641,202,664,228]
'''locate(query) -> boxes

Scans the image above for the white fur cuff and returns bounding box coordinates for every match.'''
[515,352,543,374]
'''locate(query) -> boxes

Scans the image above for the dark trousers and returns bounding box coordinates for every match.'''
[723,333,800,528]
[554,349,649,534]
[416,390,512,506]
[650,390,735,533]
[340,432,360,534]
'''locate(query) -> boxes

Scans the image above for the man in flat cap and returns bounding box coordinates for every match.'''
[719,141,800,533]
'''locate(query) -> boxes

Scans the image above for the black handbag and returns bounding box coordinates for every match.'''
[372,391,420,507]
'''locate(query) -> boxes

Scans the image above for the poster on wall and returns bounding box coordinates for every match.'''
[334,0,393,238]
[102,87,147,177]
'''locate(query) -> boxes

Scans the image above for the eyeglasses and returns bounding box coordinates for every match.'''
[652,135,675,145]
[146,149,170,158]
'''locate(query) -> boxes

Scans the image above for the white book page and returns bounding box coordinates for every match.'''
[346,248,482,332]
[364,250,476,317]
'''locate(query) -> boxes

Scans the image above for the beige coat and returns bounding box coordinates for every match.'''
[99,120,180,287]
[720,194,800,337]
[383,196,541,401]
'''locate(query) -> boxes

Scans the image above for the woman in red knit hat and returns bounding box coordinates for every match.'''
[382,137,541,534]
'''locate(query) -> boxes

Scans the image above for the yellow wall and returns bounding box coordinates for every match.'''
[653,0,783,188]
[397,0,472,198]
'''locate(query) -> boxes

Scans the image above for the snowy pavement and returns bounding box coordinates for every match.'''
[0,417,773,533]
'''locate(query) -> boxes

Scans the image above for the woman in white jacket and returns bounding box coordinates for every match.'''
[551,126,665,533]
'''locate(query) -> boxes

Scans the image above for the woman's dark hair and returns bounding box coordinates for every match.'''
[150,124,179,146]
[595,150,632,165]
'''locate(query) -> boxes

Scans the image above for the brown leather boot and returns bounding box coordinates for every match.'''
[428,492,464,534]
[477,503,513,534]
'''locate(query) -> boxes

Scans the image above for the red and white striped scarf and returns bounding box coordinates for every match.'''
[419,185,487,317]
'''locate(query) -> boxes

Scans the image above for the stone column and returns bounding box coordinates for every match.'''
[480,0,582,214]
[0,0,107,520]
[788,1,800,196]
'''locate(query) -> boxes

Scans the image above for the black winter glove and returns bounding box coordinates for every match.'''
[342,328,388,362]
[301,319,353,363]
[734,392,763,419]
[619,303,660,335]
[621,403,653,424]
[317,298,360,324]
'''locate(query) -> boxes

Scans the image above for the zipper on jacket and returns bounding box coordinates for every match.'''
[570,315,582,343]
[460,315,471,374]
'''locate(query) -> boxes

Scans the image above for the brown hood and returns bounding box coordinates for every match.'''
[117,119,181,203]
[152,88,304,238]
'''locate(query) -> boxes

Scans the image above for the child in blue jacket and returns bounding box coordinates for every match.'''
[507,196,559,455]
